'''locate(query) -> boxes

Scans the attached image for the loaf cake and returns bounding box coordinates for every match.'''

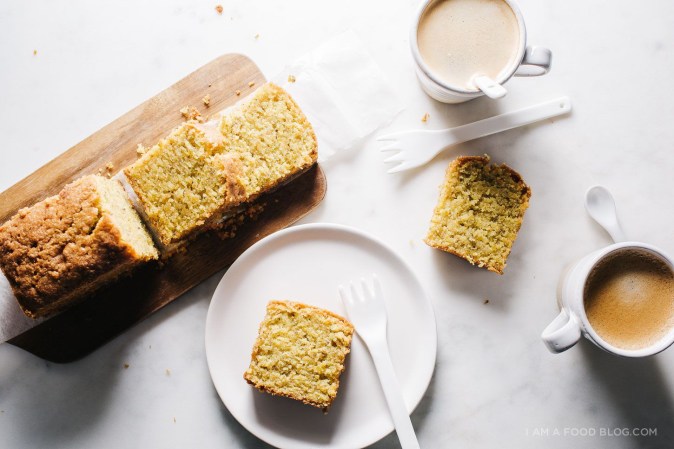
[244,301,354,411]
[124,82,318,250]
[425,155,531,274]
[0,175,158,319]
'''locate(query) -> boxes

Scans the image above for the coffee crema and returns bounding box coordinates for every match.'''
[417,0,520,91]
[584,249,674,350]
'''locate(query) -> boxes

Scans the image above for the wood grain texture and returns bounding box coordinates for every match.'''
[3,54,327,362]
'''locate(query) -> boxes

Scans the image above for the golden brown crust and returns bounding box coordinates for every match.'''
[0,176,149,318]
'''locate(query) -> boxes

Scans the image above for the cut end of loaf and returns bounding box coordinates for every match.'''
[124,82,317,248]
[0,175,157,318]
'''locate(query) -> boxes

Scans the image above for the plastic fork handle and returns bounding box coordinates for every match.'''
[367,338,421,449]
[441,96,572,148]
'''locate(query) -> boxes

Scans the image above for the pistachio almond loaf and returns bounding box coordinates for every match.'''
[0,175,158,318]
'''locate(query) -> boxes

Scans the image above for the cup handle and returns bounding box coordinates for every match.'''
[541,310,581,353]
[514,46,552,77]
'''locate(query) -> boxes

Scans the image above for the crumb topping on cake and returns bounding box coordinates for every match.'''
[0,175,157,318]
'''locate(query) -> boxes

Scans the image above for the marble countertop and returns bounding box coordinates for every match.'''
[2,1,674,448]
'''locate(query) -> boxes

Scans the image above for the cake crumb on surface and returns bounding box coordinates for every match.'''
[179,106,201,121]
[254,33,260,39]
[124,363,130,369]
[215,4,223,14]
[421,113,430,123]
[166,368,171,376]
[235,89,241,96]
[248,81,255,88]
[136,144,147,156]
[33,49,37,56]
[287,75,296,83]
[483,299,490,305]
[202,94,211,107]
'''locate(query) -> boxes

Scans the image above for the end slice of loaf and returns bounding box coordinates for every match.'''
[0,175,158,319]
[244,300,354,411]
[425,155,531,274]
[124,82,318,250]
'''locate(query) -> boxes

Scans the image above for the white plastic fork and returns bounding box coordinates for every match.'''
[379,96,572,173]
[339,275,421,449]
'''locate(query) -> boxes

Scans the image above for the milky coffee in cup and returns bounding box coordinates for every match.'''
[417,0,521,91]
[583,248,674,350]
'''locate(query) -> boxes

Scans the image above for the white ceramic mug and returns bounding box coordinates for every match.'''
[410,0,552,104]
[542,242,674,357]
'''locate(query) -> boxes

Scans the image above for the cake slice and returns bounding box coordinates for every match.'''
[0,175,158,318]
[425,155,531,274]
[244,301,354,411]
[124,82,318,250]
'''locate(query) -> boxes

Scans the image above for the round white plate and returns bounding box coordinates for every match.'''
[205,223,436,449]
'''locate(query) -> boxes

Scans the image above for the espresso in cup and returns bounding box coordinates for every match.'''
[417,0,521,91]
[583,248,674,350]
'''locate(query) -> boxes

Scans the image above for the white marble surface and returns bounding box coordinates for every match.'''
[1,1,674,448]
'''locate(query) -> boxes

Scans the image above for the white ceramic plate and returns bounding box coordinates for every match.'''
[205,223,436,449]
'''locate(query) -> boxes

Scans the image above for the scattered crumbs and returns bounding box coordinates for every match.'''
[136,144,147,156]
[173,417,177,423]
[33,49,37,56]
[215,4,223,14]
[248,81,255,88]
[421,113,430,123]
[123,363,130,369]
[202,94,211,107]
[483,299,490,305]
[180,105,202,121]
[208,83,212,87]
[287,74,296,83]
[217,203,265,239]
[254,33,260,40]
[235,89,241,96]
[97,168,104,175]
[149,344,152,349]
[105,162,114,171]
[166,368,171,376]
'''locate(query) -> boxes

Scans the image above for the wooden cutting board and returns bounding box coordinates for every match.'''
[1,54,327,363]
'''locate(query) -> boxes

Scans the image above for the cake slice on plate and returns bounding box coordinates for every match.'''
[244,300,354,411]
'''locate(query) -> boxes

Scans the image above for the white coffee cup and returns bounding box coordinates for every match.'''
[542,242,674,358]
[410,0,552,104]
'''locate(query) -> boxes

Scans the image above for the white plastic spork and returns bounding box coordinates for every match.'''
[379,96,571,173]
